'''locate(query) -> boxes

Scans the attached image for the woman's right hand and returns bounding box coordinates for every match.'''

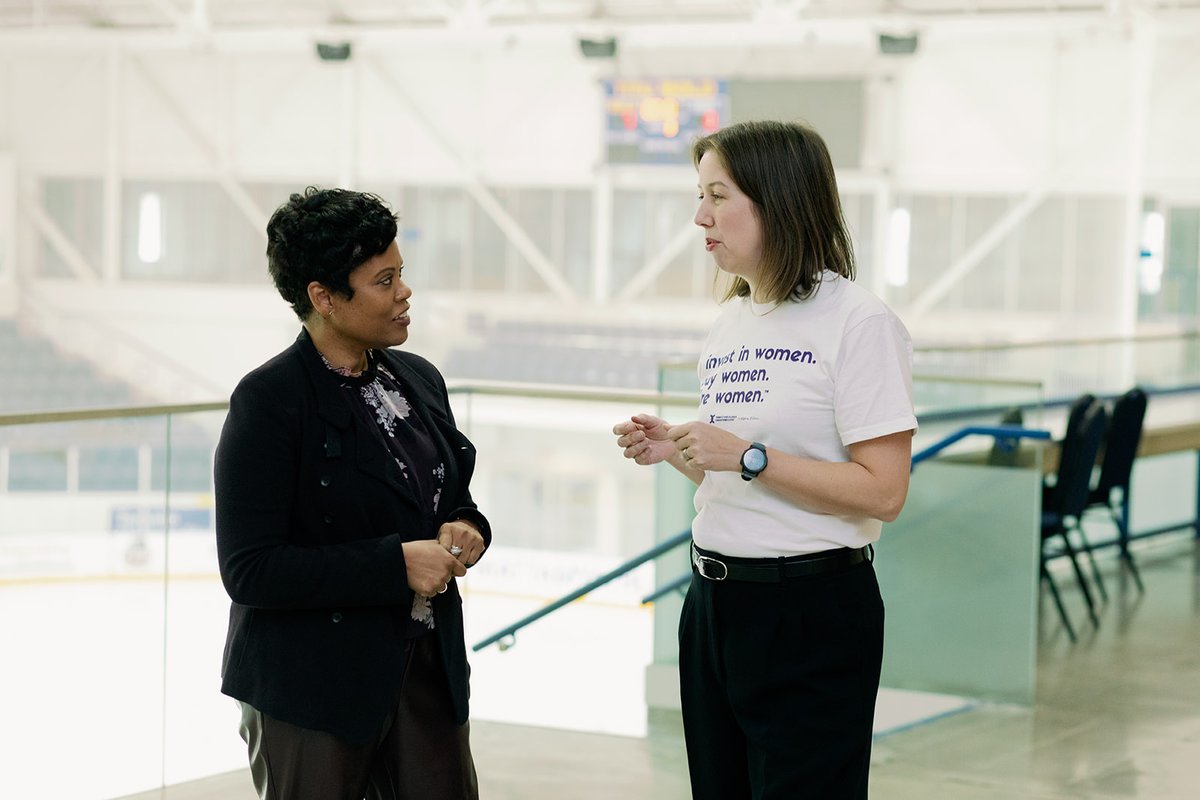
[612,413,678,466]
[402,540,468,596]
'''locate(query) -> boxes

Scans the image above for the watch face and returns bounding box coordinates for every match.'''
[742,447,767,472]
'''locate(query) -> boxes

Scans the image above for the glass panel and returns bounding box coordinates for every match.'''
[914,336,1200,400]
[0,416,170,799]
[160,409,243,787]
[7,448,68,490]
[150,444,213,493]
[876,459,1042,704]
[450,389,690,735]
[2,367,1197,795]
[79,446,138,491]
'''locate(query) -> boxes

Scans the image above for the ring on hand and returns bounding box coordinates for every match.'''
[437,583,448,594]
[450,545,463,556]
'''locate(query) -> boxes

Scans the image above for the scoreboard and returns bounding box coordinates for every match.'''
[604,78,729,164]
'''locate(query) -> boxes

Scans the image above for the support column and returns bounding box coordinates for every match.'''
[591,169,613,303]
[103,47,123,284]
[1118,16,1155,338]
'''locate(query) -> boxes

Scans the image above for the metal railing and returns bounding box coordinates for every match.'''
[472,424,1053,651]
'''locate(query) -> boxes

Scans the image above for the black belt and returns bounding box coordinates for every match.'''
[691,543,870,583]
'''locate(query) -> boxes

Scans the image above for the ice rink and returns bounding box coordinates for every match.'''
[0,533,972,800]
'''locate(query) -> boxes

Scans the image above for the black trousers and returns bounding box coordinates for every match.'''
[237,632,478,800]
[678,554,884,800]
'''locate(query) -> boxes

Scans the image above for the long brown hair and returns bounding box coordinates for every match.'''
[691,120,855,304]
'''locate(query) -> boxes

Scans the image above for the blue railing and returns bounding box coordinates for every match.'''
[472,424,1052,651]
[470,529,693,652]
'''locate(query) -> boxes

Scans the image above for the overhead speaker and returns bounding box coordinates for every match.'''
[878,33,919,56]
[578,37,617,59]
[316,42,353,62]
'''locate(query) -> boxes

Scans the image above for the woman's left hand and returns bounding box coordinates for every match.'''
[437,520,486,568]
[667,421,750,473]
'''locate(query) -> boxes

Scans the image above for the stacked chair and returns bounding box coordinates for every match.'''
[1039,387,1150,641]
[1040,397,1108,641]
[1084,387,1149,594]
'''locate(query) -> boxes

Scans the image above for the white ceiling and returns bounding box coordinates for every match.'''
[0,0,1195,34]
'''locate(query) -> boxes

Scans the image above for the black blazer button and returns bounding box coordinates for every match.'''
[331,612,343,623]
[320,475,332,487]
[323,513,334,524]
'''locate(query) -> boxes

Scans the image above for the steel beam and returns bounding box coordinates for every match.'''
[367,57,576,301]
[126,55,268,242]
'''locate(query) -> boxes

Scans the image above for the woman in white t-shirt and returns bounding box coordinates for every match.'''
[613,120,917,799]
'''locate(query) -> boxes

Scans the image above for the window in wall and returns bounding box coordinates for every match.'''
[841,192,877,288]
[463,186,591,296]
[1015,197,1068,314]
[610,188,709,301]
[7,449,67,491]
[1141,207,1199,322]
[884,207,911,289]
[646,189,708,300]
[40,179,102,278]
[895,192,1124,321]
[150,446,212,493]
[122,181,286,284]
[136,192,163,264]
[1072,197,1125,321]
[959,196,1014,312]
[398,186,467,293]
[79,447,138,491]
[611,189,649,293]
[468,194,508,293]
[562,190,594,297]
[898,195,955,308]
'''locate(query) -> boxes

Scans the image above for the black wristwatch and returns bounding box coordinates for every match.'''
[740,442,768,481]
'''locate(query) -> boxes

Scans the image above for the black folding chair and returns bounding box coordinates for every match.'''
[1041,399,1108,641]
[1042,392,1096,511]
[1085,387,1149,594]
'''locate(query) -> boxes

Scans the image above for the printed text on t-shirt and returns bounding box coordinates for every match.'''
[700,344,816,407]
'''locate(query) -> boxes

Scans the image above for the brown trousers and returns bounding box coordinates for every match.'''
[238,633,479,800]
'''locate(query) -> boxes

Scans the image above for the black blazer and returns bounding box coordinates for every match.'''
[214,329,491,744]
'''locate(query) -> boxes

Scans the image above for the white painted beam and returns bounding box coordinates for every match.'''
[367,57,577,301]
[103,48,123,284]
[126,55,268,242]
[617,221,697,302]
[591,170,613,303]
[24,188,101,283]
[1118,14,1155,337]
[908,185,1050,316]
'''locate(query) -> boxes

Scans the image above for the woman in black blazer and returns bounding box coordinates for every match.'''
[215,187,490,800]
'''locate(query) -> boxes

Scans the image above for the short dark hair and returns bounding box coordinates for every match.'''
[265,187,399,320]
[691,120,855,304]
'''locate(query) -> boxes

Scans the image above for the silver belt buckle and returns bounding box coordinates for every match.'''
[695,554,728,581]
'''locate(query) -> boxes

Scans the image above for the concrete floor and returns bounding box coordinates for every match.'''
[121,536,1200,800]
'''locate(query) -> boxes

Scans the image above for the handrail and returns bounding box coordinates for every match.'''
[445,380,696,407]
[0,401,231,427]
[910,425,1050,467]
[475,424,1053,650]
[913,327,1200,353]
[470,529,692,652]
[639,425,1053,606]
[0,382,697,427]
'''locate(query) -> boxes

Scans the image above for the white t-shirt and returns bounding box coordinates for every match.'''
[691,272,918,557]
